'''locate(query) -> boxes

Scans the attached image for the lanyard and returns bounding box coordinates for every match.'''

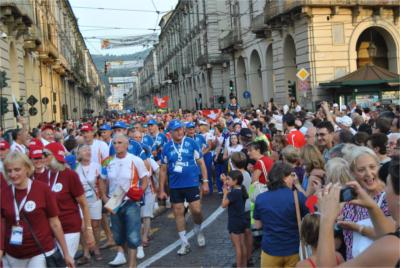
[48,171,60,191]
[172,137,185,161]
[12,179,32,224]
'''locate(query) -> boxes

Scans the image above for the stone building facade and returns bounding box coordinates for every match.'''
[139,0,231,110]
[221,0,400,109]
[0,0,105,130]
[139,0,399,111]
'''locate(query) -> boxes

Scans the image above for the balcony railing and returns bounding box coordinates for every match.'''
[264,0,400,22]
[23,24,42,50]
[219,30,242,52]
[251,13,267,38]
[196,54,231,66]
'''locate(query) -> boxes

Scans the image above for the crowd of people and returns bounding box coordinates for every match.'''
[0,96,399,268]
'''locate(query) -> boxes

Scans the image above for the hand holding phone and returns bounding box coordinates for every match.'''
[340,186,357,202]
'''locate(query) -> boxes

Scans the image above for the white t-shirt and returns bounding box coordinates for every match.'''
[76,162,102,203]
[103,153,149,196]
[242,170,252,212]
[226,144,243,157]
[89,139,109,165]
[10,142,27,154]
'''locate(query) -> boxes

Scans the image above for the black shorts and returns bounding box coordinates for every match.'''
[244,211,251,229]
[170,187,200,204]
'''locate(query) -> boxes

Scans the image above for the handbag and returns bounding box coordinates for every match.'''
[126,161,144,201]
[21,212,66,267]
[249,160,268,202]
[352,192,386,257]
[294,190,309,261]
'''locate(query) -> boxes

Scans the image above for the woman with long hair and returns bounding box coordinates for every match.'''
[248,140,274,184]
[0,152,74,268]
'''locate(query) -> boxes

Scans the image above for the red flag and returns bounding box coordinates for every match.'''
[153,96,169,108]
[200,109,221,122]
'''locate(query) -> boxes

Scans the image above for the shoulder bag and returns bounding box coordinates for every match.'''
[22,212,66,267]
[126,161,144,201]
[294,190,309,261]
[249,159,268,202]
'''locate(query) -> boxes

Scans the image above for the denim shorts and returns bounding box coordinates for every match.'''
[110,200,141,249]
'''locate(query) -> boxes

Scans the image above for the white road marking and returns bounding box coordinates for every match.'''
[138,206,225,268]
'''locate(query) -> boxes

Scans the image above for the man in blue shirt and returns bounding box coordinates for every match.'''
[110,121,147,160]
[159,120,209,255]
[148,119,168,161]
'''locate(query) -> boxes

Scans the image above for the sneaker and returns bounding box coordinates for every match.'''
[136,246,145,259]
[166,198,172,209]
[177,243,191,255]
[197,232,206,247]
[108,252,127,267]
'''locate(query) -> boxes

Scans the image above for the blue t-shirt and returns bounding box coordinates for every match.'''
[140,143,152,159]
[128,139,147,160]
[253,188,308,256]
[142,135,154,148]
[161,137,202,189]
[151,132,168,160]
[192,134,207,151]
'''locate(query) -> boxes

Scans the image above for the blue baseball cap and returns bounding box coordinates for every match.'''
[147,119,157,125]
[99,124,112,131]
[142,124,148,128]
[186,122,196,129]
[168,120,183,131]
[112,121,127,129]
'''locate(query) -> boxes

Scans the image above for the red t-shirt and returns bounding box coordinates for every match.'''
[254,156,274,184]
[47,168,84,233]
[1,180,59,258]
[287,129,306,148]
[32,169,49,184]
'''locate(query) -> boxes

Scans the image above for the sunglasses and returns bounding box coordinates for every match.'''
[112,141,124,145]
[42,152,51,157]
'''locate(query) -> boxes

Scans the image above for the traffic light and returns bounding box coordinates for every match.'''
[0,70,9,89]
[288,81,296,99]
[0,96,9,115]
[229,80,234,92]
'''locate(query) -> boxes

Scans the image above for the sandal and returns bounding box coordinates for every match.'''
[99,242,116,249]
[76,256,91,266]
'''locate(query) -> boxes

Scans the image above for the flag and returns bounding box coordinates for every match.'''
[200,109,221,122]
[12,95,20,117]
[153,96,169,109]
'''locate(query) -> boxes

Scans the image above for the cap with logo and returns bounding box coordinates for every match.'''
[168,120,183,131]
[80,124,94,132]
[45,142,66,163]
[185,122,196,129]
[147,119,157,126]
[112,121,127,129]
[29,146,44,159]
[99,124,112,131]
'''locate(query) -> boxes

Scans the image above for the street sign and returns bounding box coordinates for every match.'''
[298,80,310,92]
[296,68,310,81]
[26,95,38,106]
[243,90,251,99]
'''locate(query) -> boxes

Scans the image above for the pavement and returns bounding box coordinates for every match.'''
[76,193,261,267]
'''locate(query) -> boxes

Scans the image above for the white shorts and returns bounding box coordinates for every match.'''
[58,232,80,258]
[141,191,155,218]
[4,248,55,268]
[88,199,102,220]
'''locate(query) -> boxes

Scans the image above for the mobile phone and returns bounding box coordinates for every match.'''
[340,187,356,202]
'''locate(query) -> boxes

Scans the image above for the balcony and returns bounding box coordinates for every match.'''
[196,54,231,66]
[251,14,268,38]
[23,24,42,51]
[0,0,33,33]
[219,30,242,52]
[264,0,400,22]
[38,41,59,64]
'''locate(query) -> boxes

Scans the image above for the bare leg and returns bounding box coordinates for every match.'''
[92,220,101,256]
[230,233,243,268]
[128,248,137,268]
[188,200,202,225]
[142,217,151,244]
[244,228,253,262]
[240,233,247,267]
[101,213,115,246]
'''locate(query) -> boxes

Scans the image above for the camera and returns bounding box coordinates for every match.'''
[340,187,356,202]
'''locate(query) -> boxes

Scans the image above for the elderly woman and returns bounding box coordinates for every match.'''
[43,142,95,258]
[254,162,308,268]
[338,146,389,260]
[325,157,353,186]
[75,145,103,264]
[317,156,399,267]
[0,152,74,268]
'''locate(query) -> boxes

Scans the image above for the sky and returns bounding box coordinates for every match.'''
[70,0,178,56]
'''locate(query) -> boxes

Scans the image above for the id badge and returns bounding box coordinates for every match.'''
[173,164,183,173]
[10,225,23,245]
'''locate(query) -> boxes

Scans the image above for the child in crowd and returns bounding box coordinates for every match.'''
[221,170,249,268]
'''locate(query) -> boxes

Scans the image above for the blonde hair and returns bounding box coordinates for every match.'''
[300,144,325,173]
[282,145,300,164]
[3,151,34,179]
[348,146,379,172]
[325,158,353,185]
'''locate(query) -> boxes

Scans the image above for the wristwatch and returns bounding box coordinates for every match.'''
[202,179,209,183]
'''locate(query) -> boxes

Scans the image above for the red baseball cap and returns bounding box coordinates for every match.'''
[28,138,44,149]
[80,124,94,132]
[29,146,44,159]
[0,140,10,150]
[41,124,54,132]
[45,142,66,163]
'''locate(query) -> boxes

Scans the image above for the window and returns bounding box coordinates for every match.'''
[332,23,345,45]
